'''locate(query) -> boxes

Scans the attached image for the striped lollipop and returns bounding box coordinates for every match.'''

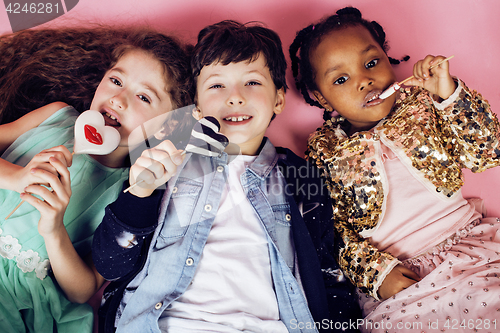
[184,116,228,157]
[123,116,228,193]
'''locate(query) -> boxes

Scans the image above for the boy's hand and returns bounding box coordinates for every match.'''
[129,140,184,198]
[20,154,72,238]
[377,264,421,300]
[406,55,456,101]
[10,145,72,194]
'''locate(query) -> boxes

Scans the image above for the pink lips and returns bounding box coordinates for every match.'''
[364,90,383,106]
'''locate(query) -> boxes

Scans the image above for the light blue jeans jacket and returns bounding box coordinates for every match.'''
[115,139,318,332]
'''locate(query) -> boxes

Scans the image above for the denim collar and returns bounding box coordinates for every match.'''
[209,137,278,181]
[245,138,278,183]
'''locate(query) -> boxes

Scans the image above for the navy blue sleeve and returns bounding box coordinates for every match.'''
[92,185,164,280]
[278,148,362,332]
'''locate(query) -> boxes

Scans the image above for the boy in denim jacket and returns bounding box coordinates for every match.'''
[93,20,360,333]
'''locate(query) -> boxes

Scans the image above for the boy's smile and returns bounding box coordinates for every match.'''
[195,54,285,155]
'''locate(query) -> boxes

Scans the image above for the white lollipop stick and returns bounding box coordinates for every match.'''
[6,111,120,220]
[379,55,455,100]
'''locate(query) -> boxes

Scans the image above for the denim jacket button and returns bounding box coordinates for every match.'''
[216,166,224,172]
[154,302,162,310]
[172,186,178,193]
[285,214,292,221]
[204,204,212,212]
[186,257,194,266]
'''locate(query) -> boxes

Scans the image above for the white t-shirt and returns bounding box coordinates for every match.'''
[159,155,288,333]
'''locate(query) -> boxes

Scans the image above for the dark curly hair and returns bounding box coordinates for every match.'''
[289,7,408,120]
[0,27,194,126]
[191,20,288,94]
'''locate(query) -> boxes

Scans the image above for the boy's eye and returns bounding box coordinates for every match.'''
[334,76,348,85]
[366,59,379,69]
[139,95,151,104]
[246,81,261,86]
[110,77,122,87]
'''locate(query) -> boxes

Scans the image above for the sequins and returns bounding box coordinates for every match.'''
[306,79,500,298]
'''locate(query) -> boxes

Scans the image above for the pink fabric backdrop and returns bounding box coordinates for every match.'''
[1,0,499,217]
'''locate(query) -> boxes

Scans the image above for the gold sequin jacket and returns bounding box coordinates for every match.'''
[306,80,500,299]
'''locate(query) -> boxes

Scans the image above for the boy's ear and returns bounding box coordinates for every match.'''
[312,91,332,111]
[273,88,286,115]
[192,106,203,120]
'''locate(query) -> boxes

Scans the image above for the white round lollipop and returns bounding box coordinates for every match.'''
[74,110,120,155]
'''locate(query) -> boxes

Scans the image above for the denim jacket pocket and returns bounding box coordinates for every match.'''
[155,177,202,249]
[272,203,292,226]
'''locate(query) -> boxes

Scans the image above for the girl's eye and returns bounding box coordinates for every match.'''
[334,76,348,85]
[209,84,223,89]
[110,78,122,87]
[366,59,379,69]
[139,95,151,104]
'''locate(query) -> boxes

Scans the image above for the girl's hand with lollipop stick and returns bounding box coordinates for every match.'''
[406,55,457,101]
[379,55,455,101]
[5,110,120,220]
[20,153,72,238]
[8,146,73,195]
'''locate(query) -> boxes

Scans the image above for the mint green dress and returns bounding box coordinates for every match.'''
[0,106,129,332]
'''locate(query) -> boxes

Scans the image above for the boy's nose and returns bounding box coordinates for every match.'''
[226,88,245,106]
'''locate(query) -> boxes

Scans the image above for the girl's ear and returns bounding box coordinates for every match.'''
[273,88,286,115]
[192,106,202,120]
[312,91,333,111]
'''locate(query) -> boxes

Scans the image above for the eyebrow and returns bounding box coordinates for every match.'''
[110,67,163,101]
[203,69,267,83]
[323,44,379,78]
[143,84,161,101]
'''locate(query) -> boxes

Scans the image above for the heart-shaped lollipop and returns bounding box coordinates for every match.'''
[74,110,120,155]
[5,110,121,220]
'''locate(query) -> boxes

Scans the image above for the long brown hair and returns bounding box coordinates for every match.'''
[0,27,194,125]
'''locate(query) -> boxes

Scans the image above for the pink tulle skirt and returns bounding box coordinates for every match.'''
[358,217,500,333]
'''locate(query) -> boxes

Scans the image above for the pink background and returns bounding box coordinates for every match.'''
[1,0,500,217]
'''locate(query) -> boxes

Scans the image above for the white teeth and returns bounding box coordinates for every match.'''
[368,94,379,103]
[224,115,250,122]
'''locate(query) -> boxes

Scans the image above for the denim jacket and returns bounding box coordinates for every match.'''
[93,138,361,333]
